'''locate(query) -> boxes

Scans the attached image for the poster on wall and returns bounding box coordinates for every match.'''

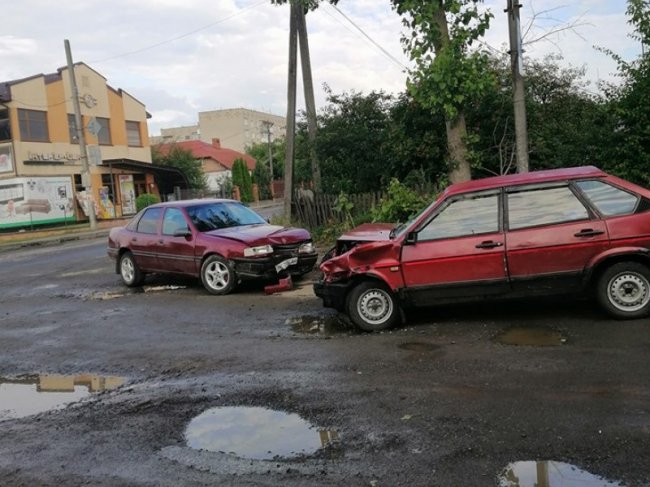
[0,176,75,229]
[0,144,13,173]
[119,175,136,215]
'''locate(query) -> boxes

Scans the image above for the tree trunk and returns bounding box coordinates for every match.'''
[296,5,322,191]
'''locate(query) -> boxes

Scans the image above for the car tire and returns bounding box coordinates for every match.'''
[597,262,650,319]
[347,280,400,332]
[119,251,144,287]
[201,255,236,295]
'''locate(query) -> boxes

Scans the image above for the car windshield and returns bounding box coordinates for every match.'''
[186,202,266,232]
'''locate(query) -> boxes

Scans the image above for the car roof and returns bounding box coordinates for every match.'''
[443,165,606,197]
[150,198,240,208]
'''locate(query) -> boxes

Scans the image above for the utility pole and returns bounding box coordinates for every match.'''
[261,120,274,199]
[65,39,97,229]
[506,0,529,173]
[283,2,298,221]
[296,4,321,192]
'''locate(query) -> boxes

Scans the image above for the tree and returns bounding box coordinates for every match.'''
[232,158,253,202]
[246,139,286,180]
[151,145,207,190]
[252,161,272,200]
[391,0,494,183]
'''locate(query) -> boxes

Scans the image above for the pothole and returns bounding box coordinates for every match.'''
[398,342,440,352]
[499,460,623,486]
[494,326,567,346]
[184,406,338,460]
[286,314,356,336]
[0,374,125,421]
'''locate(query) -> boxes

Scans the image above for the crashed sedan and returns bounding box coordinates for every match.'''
[314,166,650,331]
[107,199,317,294]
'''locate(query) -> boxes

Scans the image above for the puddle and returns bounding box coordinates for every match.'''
[286,315,355,336]
[184,406,338,460]
[0,374,125,421]
[494,326,566,346]
[499,460,623,486]
[398,342,440,352]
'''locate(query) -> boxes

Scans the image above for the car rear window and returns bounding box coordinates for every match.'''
[575,180,639,216]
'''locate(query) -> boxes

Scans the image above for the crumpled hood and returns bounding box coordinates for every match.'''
[206,224,310,246]
[338,223,395,242]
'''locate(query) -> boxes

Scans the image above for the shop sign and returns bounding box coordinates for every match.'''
[26,151,80,163]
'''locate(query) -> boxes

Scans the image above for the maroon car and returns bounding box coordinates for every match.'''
[314,166,650,331]
[107,199,318,294]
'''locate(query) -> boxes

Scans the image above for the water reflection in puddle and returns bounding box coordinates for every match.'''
[287,315,355,336]
[185,406,338,460]
[0,374,125,421]
[494,326,566,346]
[499,460,623,486]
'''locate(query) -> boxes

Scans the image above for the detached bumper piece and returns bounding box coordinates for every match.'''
[264,276,294,294]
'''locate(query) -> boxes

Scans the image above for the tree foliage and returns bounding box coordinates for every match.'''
[246,139,285,180]
[151,145,207,190]
[252,161,272,200]
[232,158,253,202]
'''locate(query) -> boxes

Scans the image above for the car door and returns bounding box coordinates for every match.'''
[400,190,509,306]
[129,207,163,271]
[158,207,196,275]
[504,183,610,293]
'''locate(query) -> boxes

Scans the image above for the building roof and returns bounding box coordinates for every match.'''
[155,140,256,171]
[444,166,606,197]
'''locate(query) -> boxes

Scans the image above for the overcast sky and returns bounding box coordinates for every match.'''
[0,0,641,137]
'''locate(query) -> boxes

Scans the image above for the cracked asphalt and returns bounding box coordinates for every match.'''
[0,237,649,486]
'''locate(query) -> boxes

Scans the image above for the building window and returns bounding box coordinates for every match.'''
[68,114,79,144]
[96,117,111,145]
[0,108,10,141]
[126,121,142,147]
[18,109,49,142]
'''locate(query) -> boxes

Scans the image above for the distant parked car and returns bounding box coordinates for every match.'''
[107,199,317,294]
[314,166,650,331]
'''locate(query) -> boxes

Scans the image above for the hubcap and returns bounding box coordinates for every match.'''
[608,272,650,312]
[121,258,134,283]
[205,261,230,290]
[357,289,393,325]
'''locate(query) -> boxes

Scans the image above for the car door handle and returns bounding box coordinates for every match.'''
[158,240,164,244]
[131,237,137,242]
[475,240,503,249]
[574,229,604,237]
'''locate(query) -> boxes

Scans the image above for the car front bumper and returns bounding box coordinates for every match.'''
[233,252,318,280]
[313,279,352,311]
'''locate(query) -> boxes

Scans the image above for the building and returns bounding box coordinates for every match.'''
[0,63,187,230]
[155,138,255,193]
[153,108,285,153]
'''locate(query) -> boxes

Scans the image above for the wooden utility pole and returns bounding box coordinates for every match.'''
[65,39,97,229]
[296,4,321,192]
[283,2,299,220]
[506,0,529,173]
[261,120,274,198]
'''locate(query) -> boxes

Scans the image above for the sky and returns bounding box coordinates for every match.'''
[0,1,641,137]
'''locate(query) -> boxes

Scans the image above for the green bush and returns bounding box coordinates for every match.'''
[371,178,428,223]
[232,158,253,202]
[136,193,160,212]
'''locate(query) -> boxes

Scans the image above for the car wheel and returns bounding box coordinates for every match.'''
[597,262,650,319]
[201,255,236,295]
[347,280,400,332]
[119,251,144,287]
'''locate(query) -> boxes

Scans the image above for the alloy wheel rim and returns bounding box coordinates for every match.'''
[206,262,229,290]
[358,289,393,325]
[608,272,650,312]
[121,258,134,283]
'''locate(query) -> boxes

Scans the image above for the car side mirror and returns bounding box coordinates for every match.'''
[405,231,418,245]
[173,228,192,238]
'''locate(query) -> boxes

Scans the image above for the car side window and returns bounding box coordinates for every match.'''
[162,208,189,236]
[575,180,639,216]
[507,186,589,230]
[418,193,499,241]
[136,207,162,234]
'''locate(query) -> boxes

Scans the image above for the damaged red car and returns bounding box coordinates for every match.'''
[108,199,317,294]
[314,166,650,331]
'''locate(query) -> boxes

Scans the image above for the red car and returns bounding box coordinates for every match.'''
[314,166,650,331]
[107,199,317,294]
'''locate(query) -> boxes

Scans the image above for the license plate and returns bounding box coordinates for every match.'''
[275,257,298,273]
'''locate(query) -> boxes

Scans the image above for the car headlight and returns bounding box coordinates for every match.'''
[243,245,273,257]
[298,242,314,254]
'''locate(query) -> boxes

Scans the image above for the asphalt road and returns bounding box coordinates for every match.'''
[0,238,648,486]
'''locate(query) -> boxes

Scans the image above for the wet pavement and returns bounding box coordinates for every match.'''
[0,238,649,486]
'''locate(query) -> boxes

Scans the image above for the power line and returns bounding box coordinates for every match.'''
[90,0,266,64]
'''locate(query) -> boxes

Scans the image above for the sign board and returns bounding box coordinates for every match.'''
[86,117,101,137]
[88,145,102,166]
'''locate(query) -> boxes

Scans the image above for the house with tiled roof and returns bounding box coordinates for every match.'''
[155,138,255,191]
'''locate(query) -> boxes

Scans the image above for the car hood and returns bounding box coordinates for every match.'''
[206,224,310,246]
[338,223,395,242]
